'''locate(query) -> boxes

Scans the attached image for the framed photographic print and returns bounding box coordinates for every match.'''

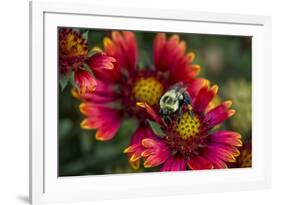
[30,0,272,204]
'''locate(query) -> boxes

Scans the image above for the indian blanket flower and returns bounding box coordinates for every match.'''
[59,28,116,94]
[236,142,252,168]
[75,31,201,168]
[124,80,242,171]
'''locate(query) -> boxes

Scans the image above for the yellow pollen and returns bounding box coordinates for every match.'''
[132,77,164,106]
[240,149,252,168]
[65,32,88,57]
[174,113,200,140]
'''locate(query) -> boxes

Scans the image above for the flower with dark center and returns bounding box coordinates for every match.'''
[124,81,242,171]
[233,142,252,168]
[59,28,116,94]
[74,31,201,169]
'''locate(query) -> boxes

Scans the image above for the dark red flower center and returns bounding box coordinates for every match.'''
[165,112,209,158]
[59,29,88,74]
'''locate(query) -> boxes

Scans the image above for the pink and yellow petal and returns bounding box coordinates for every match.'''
[207,143,239,163]
[124,126,157,169]
[87,52,115,70]
[141,149,155,157]
[71,78,117,103]
[80,118,100,129]
[154,34,188,72]
[209,131,242,147]
[129,159,140,170]
[144,152,170,168]
[141,138,171,168]
[186,52,195,62]
[205,101,235,127]
[187,78,210,99]
[74,69,97,94]
[171,64,201,84]
[79,103,121,140]
[95,118,121,141]
[104,31,138,72]
[193,84,218,113]
[141,138,158,148]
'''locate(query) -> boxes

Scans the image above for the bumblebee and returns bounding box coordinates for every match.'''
[159,84,194,124]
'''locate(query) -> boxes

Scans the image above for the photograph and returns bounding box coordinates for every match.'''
[58,27,252,176]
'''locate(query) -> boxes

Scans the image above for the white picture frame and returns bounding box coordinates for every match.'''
[29,0,272,204]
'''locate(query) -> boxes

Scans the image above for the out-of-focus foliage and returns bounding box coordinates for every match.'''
[223,79,252,138]
[59,29,252,176]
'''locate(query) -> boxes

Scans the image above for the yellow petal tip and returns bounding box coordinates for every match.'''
[224,100,233,108]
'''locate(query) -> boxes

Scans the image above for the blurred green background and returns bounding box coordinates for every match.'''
[59,29,252,176]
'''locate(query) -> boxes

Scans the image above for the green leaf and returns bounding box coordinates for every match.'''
[147,119,166,138]
[59,73,70,92]
[83,63,94,76]
[69,71,80,92]
[87,49,98,58]
[82,30,89,42]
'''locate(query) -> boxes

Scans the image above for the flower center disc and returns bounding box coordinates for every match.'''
[174,113,201,140]
[240,149,252,168]
[63,32,88,57]
[132,77,164,106]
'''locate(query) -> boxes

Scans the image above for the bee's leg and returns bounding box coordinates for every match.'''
[163,116,171,126]
[163,117,168,127]
[183,92,192,105]
[178,106,183,123]
[183,93,194,119]
[187,106,194,120]
[167,116,172,124]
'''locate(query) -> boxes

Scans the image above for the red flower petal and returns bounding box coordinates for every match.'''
[171,64,201,84]
[141,138,158,148]
[74,79,118,103]
[209,131,242,147]
[141,138,170,168]
[202,149,228,169]
[187,155,213,170]
[74,69,97,94]
[187,78,210,99]
[79,103,121,141]
[95,119,121,141]
[193,84,218,113]
[160,155,186,171]
[153,33,166,68]
[144,152,170,168]
[124,126,157,169]
[88,52,115,70]
[86,52,117,82]
[104,31,138,74]
[205,101,235,127]
[153,33,188,72]
[123,31,138,70]
[207,143,239,163]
